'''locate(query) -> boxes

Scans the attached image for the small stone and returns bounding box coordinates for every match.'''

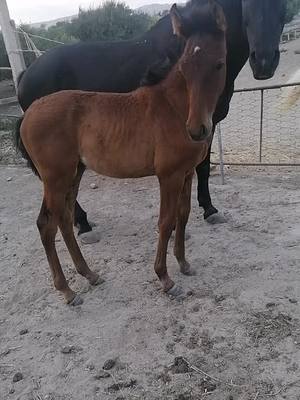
[289,298,298,304]
[61,345,76,354]
[94,371,110,379]
[6,177,12,182]
[191,304,200,313]
[103,359,116,370]
[9,388,15,394]
[19,328,28,335]
[266,302,276,308]
[215,294,226,303]
[170,356,191,374]
[12,372,23,382]
[107,379,137,392]
[90,183,98,189]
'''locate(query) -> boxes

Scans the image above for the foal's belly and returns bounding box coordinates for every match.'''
[79,130,155,179]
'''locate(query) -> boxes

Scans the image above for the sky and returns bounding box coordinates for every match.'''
[7,0,164,24]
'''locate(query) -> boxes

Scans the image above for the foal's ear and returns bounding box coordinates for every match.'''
[170,4,185,37]
[209,0,227,32]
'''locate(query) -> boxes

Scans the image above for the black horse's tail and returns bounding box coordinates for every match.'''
[17,70,26,86]
[15,117,39,176]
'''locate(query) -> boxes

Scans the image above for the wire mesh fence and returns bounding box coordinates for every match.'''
[211,83,300,166]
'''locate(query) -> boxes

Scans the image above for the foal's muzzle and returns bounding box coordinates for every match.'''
[187,124,211,142]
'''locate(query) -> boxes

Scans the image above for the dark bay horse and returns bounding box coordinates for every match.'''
[16,1,227,304]
[17,0,287,237]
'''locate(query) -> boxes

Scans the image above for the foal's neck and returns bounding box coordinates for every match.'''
[159,67,189,122]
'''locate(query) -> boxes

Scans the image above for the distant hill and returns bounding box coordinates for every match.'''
[135,3,175,16]
[29,15,77,29]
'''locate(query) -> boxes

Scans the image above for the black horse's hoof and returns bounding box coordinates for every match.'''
[203,206,226,224]
[205,213,227,224]
[80,231,101,244]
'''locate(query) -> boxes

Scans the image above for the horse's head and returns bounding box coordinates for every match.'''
[171,0,227,141]
[242,0,287,80]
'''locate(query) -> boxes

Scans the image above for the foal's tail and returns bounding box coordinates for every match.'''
[14,117,39,177]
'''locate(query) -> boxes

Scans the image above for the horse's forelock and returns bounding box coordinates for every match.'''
[182,0,225,38]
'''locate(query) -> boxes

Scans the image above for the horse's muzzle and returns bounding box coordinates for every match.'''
[250,50,280,80]
[187,124,211,142]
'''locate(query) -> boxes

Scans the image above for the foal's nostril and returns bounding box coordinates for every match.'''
[199,124,208,138]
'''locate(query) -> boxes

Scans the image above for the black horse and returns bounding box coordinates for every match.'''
[18,0,287,237]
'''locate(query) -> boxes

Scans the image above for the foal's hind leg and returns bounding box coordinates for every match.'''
[155,174,185,297]
[37,196,80,305]
[59,164,102,286]
[174,171,195,276]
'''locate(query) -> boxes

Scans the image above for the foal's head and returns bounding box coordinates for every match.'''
[171,0,227,141]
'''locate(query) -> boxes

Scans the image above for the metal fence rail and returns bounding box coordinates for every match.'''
[212,82,300,170]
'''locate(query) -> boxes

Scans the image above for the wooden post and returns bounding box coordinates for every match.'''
[0,0,25,89]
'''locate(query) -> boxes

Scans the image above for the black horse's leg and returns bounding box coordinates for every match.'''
[195,146,226,224]
[74,201,93,235]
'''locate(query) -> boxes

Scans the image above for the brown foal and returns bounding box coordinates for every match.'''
[19,0,227,305]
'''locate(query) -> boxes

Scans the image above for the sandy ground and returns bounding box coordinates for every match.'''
[1,165,300,400]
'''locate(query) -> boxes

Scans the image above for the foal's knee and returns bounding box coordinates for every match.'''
[159,217,176,237]
[37,212,48,234]
[37,209,57,245]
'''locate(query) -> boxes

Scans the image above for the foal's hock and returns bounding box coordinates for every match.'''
[17,0,227,304]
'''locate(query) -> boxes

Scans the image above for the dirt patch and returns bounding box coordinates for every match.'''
[0,130,25,165]
[0,166,300,400]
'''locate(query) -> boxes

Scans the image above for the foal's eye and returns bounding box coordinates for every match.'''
[216,62,224,71]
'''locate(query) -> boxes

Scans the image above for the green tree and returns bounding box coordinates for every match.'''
[286,0,300,23]
[68,1,155,42]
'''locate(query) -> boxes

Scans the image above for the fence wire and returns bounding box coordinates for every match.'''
[211,83,300,166]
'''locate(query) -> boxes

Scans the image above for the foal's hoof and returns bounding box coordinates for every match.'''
[89,274,105,287]
[166,285,185,299]
[68,294,84,306]
[180,261,196,276]
[205,213,227,225]
[80,231,101,244]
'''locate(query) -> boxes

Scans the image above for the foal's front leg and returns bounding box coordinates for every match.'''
[174,171,195,275]
[155,174,185,297]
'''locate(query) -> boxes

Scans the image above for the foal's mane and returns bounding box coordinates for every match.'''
[141,0,224,86]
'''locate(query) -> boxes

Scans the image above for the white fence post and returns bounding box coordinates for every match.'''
[0,0,25,89]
